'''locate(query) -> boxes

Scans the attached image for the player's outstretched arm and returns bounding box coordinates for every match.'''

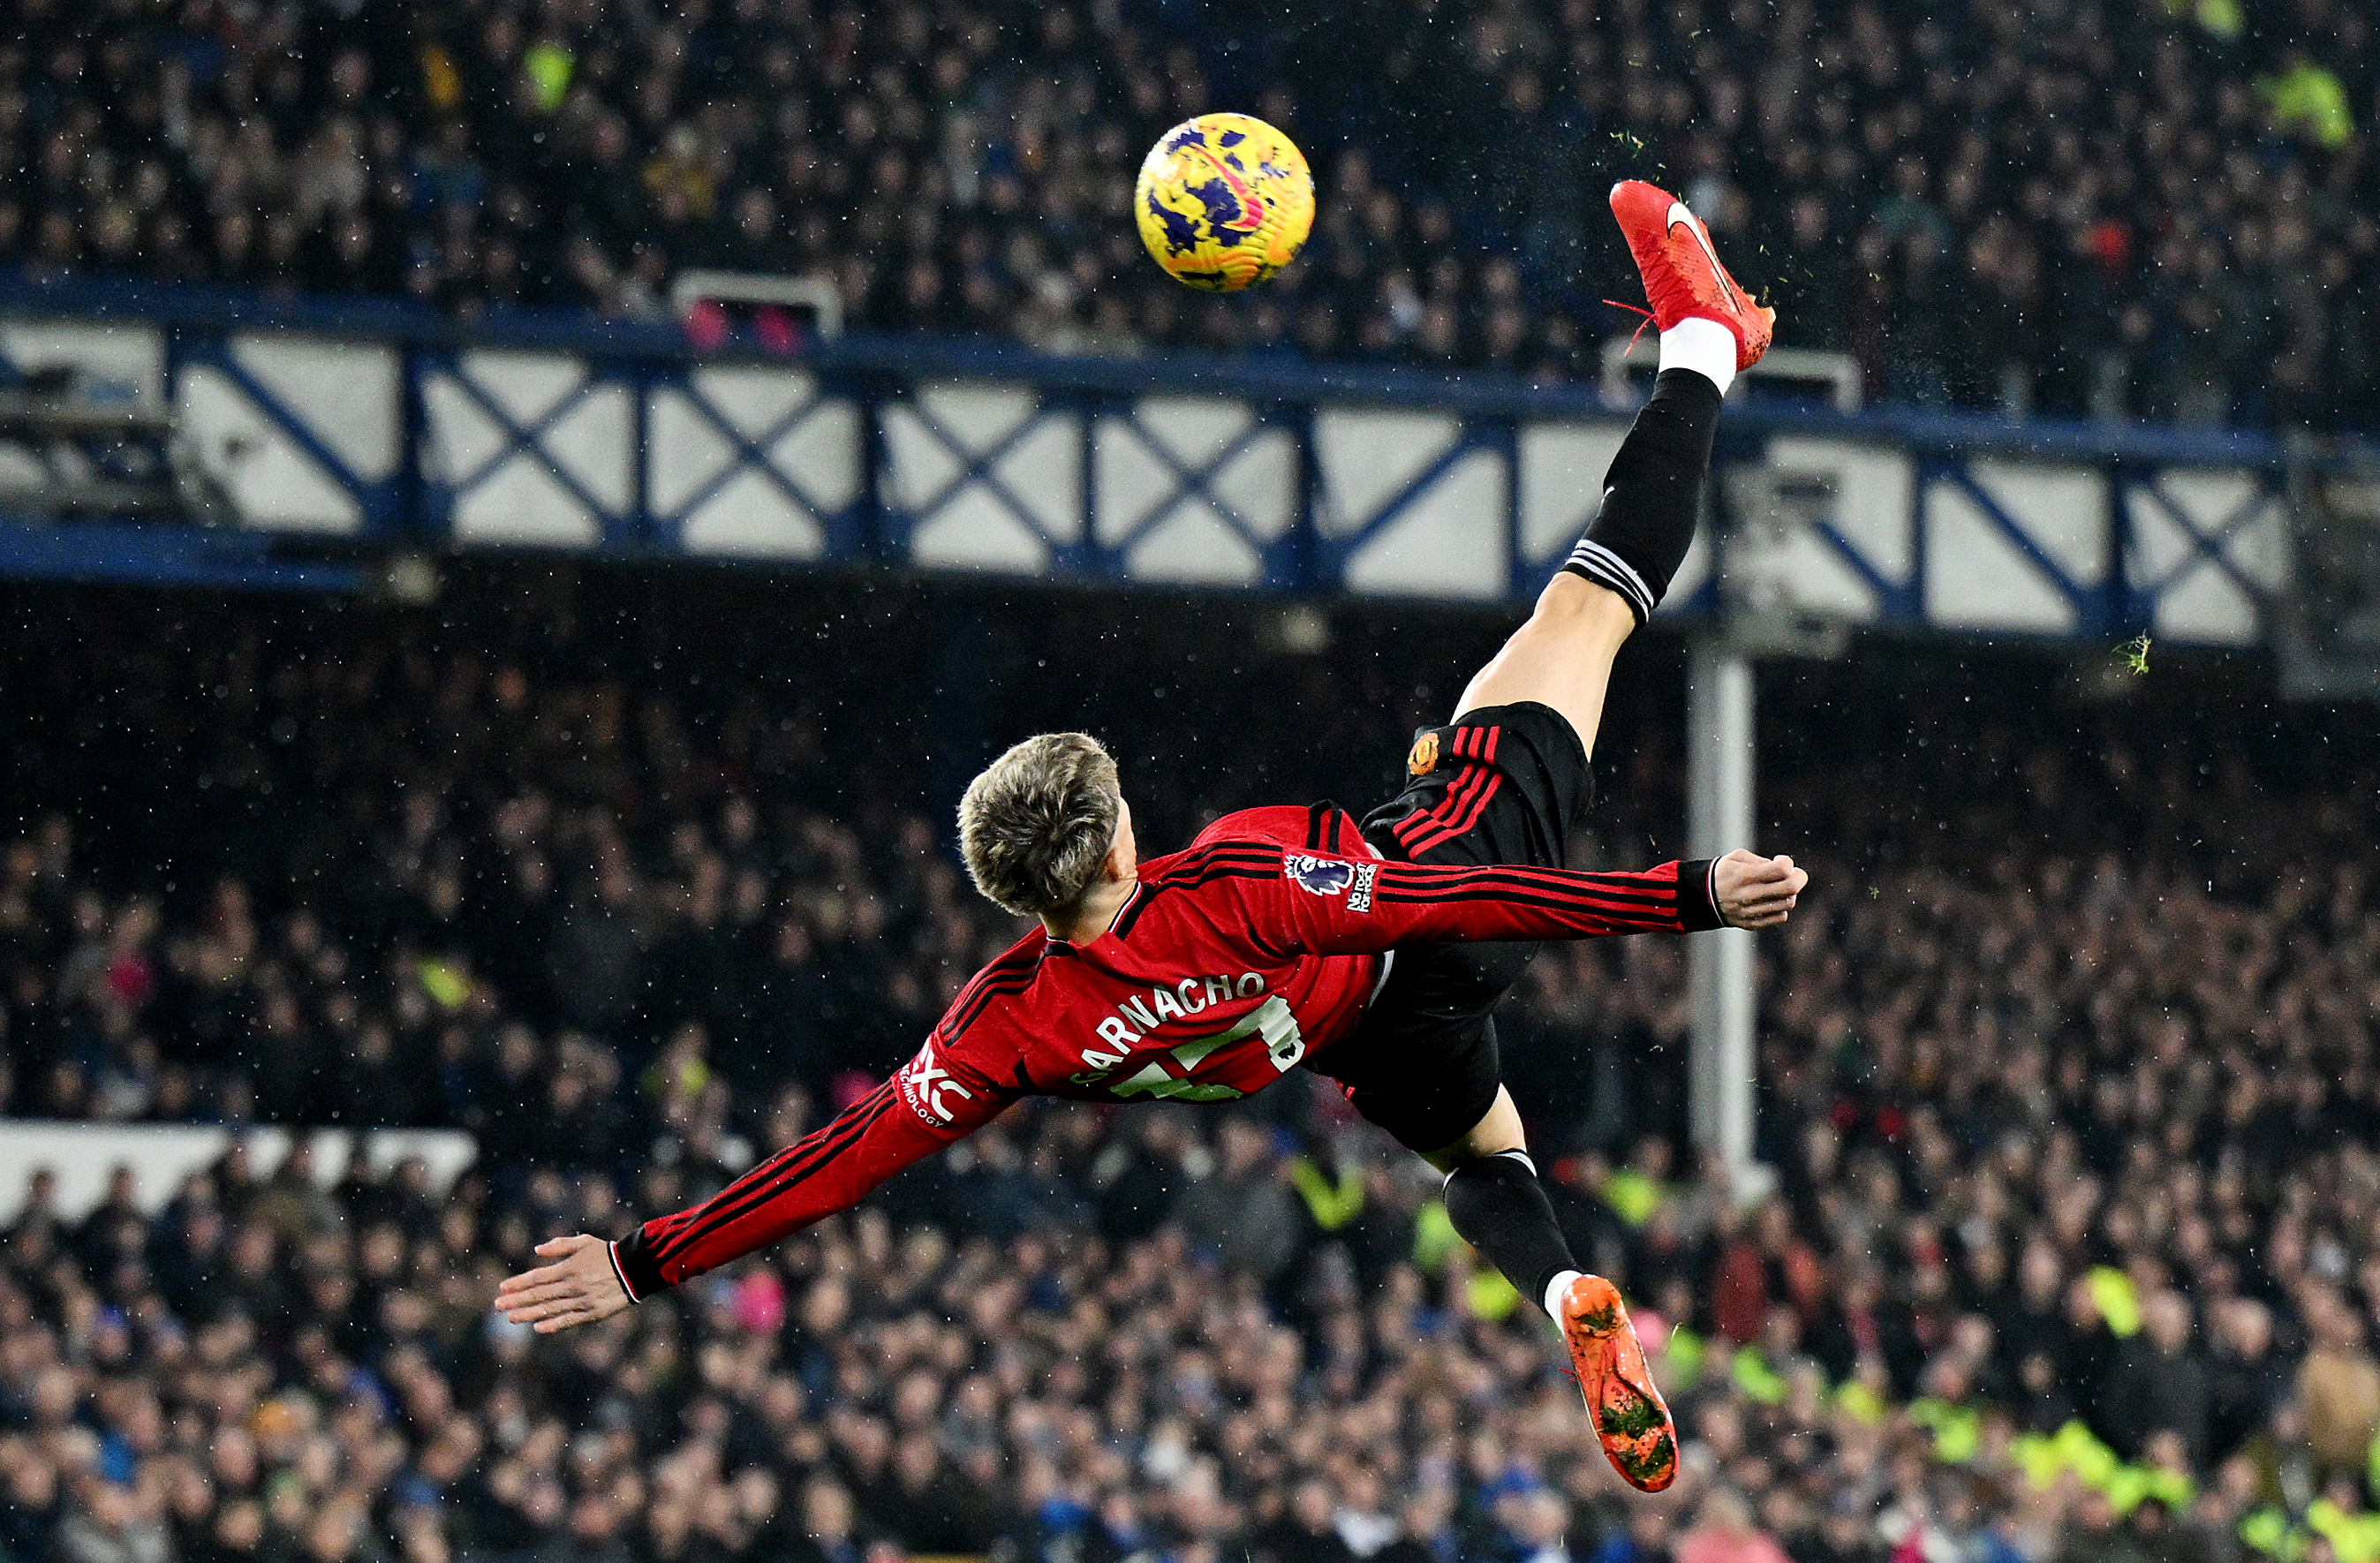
[1243,844,1808,957]
[495,1051,1003,1333]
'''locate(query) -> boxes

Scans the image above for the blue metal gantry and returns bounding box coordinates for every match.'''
[0,274,2331,649]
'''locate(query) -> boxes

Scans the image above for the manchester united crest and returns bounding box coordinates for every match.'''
[1407,732,1439,776]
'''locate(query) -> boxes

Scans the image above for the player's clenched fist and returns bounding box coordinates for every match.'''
[1711,849,1807,929]
[495,1234,631,1333]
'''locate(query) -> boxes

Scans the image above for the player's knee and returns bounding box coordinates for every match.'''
[1423,1091,1526,1171]
[1538,570,1639,635]
[1440,1148,1540,1204]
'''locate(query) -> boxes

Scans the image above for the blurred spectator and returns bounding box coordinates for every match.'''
[1674,1490,1788,1563]
[53,1480,172,1563]
[2297,1291,2380,1484]
[2103,1291,2212,1462]
[1255,1477,1356,1563]
[1174,1119,1302,1286]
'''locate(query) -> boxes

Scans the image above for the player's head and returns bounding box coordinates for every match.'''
[957,733,1130,917]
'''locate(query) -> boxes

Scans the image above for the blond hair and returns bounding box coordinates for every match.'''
[957,733,1122,917]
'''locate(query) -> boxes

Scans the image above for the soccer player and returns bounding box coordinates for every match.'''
[497,180,1794,1495]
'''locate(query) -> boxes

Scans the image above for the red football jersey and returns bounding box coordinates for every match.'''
[609,802,1719,1299]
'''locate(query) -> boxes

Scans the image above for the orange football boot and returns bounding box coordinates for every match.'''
[1608,179,1775,372]
[1559,1273,1679,1492]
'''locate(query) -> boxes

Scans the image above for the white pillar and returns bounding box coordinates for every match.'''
[1686,640,1757,1181]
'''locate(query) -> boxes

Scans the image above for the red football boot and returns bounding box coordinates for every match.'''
[1559,1273,1680,1492]
[1608,180,1775,372]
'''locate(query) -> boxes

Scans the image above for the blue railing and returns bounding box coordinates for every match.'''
[0,274,2317,645]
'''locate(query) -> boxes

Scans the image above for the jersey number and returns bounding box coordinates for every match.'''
[1106,997,1305,1101]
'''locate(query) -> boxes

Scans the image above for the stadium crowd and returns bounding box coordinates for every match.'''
[3,0,2377,429]
[0,578,2377,1563]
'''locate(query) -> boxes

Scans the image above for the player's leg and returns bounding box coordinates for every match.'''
[1424,1089,1574,1313]
[1314,1016,1568,1310]
[1455,358,1722,756]
[1324,934,1680,1492]
[1340,1039,1573,1330]
[1329,1045,1578,1324]
[1426,1087,1681,1492]
[1456,573,1636,759]
[1409,185,1771,1497]
[1454,181,1775,758]
[1336,186,1771,1493]
[1418,1083,1525,1173]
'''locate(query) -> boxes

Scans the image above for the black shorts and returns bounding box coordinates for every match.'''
[1305,700,1595,1152]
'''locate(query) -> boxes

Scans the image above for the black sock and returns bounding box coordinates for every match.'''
[1441,1149,1577,1315]
[1560,367,1724,624]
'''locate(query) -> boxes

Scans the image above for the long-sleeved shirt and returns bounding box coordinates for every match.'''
[608,802,1721,1299]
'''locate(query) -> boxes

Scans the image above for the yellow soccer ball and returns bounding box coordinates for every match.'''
[1133,113,1315,292]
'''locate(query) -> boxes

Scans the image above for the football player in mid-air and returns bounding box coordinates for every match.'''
[498,180,1797,1495]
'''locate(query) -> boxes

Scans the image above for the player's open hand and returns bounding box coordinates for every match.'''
[1712,849,1807,929]
[495,1235,631,1334]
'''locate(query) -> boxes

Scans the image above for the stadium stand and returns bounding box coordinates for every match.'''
[1,576,2376,1562]
[1,0,2374,429]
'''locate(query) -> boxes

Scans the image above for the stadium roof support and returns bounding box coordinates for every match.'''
[0,274,2332,657]
[1687,641,1757,1188]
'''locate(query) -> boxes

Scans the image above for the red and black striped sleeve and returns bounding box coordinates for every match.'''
[1232,851,1723,959]
[611,1029,1015,1298]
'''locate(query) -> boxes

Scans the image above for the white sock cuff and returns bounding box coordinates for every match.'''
[1441,1147,1538,1189]
[1658,315,1739,396]
[1563,538,1654,624]
[1544,1268,1583,1318]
